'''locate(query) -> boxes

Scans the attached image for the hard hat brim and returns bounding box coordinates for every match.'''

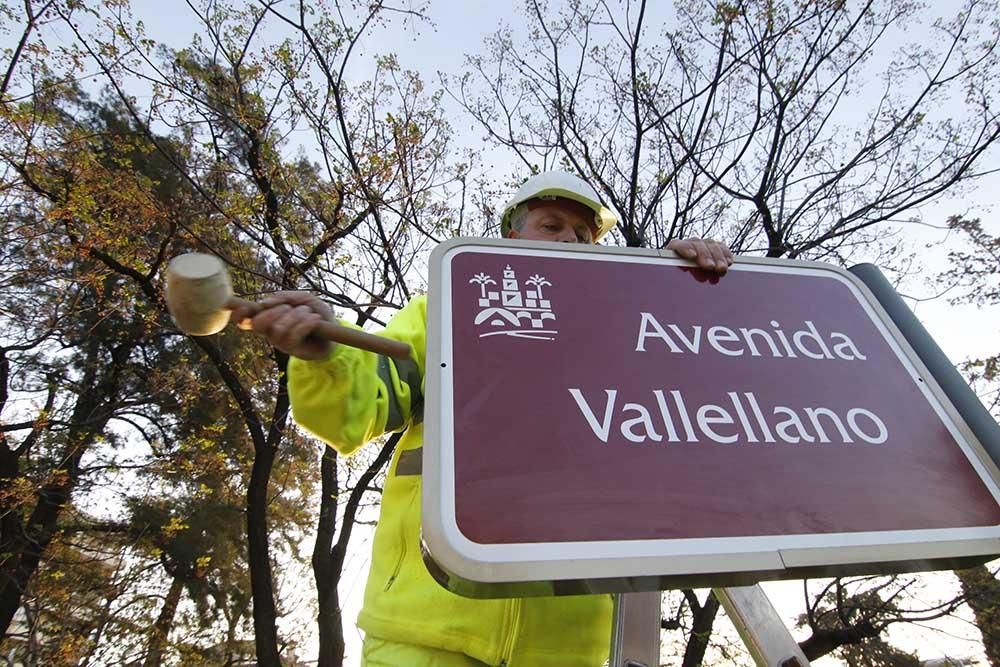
[499,172,619,242]
[501,195,616,242]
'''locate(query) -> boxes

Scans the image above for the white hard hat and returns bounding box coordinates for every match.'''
[500,171,618,242]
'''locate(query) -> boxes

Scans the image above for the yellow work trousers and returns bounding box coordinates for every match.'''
[361,637,490,666]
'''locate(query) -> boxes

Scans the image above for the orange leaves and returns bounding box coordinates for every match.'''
[46,143,169,260]
[0,476,37,515]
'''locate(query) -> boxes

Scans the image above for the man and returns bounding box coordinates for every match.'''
[237,172,733,666]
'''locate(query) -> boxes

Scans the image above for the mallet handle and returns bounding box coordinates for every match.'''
[225,296,412,360]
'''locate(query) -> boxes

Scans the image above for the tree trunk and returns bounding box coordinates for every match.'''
[797,621,879,661]
[682,590,720,667]
[247,443,281,666]
[0,445,21,638]
[205,344,288,667]
[316,581,345,667]
[315,447,345,667]
[956,565,1000,666]
[313,436,399,666]
[143,575,185,667]
[0,339,127,637]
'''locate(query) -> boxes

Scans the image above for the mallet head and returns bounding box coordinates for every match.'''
[165,253,234,335]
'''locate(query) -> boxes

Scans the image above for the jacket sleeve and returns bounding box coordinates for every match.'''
[287,295,426,456]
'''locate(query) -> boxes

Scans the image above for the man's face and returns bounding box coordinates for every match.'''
[507,198,595,244]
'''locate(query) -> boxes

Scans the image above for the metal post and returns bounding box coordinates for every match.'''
[609,586,810,667]
[848,263,1000,467]
[609,593,626,667]
[715,585,811,667]
[608,592,660,667]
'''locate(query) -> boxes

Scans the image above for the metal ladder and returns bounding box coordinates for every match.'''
[610,585,811,667]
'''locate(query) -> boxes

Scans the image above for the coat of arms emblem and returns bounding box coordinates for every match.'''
[469,265,557,340]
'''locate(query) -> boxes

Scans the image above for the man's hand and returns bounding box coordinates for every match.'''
[230,291,335,360]
[667,238,734,275]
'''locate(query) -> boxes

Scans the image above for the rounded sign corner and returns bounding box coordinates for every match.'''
[429,237,470,265]
[421,515,496,583]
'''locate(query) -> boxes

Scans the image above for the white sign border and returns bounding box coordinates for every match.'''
[424,238,1000,591]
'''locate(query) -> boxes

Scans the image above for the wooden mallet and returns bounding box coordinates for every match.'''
[164,253,411,360]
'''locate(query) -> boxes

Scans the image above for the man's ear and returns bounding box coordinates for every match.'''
[507,229,520,239]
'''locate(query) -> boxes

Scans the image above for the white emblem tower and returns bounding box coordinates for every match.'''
[501,265,523,308]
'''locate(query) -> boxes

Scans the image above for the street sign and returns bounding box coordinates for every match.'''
[423,238,1000,597]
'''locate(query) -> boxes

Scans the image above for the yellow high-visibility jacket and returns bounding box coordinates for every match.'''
[288,295,612,666]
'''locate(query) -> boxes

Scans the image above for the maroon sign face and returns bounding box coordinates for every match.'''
[444,248,1000,547]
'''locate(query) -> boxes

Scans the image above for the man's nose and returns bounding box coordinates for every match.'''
[555,228,578,243]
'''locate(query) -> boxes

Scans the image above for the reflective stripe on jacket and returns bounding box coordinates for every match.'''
[288,295,611,666]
